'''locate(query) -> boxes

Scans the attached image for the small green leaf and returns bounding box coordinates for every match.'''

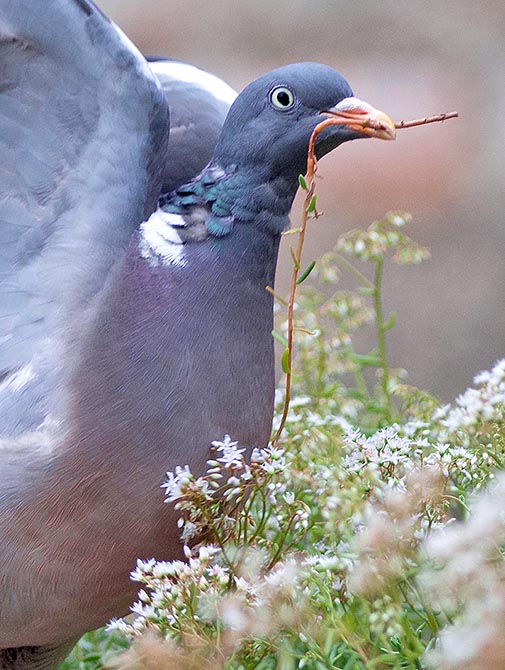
[298,174,308,190]
[281,347,291,373]
[272,330,288,347]
[306,194,317,212]
[342,655,361,670]
[383,311,397,331]
[296,260,316,284]
[350,353,380,366]
[357,286,376,296]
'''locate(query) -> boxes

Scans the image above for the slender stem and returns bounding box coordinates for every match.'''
[200,507,233,568]
[265,285,289,306]
[249,490,269,541]
[395,111,458,129]
[271,175,314,444]
[265,511,299,571]
[272,111,427,443]
[373,257,392,421]
[272,118,357,444]
[333,252,374,289]
[351,352,370,400]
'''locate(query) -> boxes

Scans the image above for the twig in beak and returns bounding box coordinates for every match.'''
[395,111,459,129]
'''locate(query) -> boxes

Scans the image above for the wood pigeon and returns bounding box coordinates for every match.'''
[0,0,395,668]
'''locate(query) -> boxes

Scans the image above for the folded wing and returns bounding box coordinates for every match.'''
[0,0,169,435]
[147,58,237,192]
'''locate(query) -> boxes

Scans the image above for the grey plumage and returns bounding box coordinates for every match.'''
[0,1,234,666]
[0,1,395,668]
[147,58,237,192]
[0,0,169,438]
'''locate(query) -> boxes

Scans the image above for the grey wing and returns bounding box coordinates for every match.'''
[0,0,169,435]
[147,58,236,192]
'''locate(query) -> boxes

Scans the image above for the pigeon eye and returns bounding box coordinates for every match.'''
[269,86,295,110]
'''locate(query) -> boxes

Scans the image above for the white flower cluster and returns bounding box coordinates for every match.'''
[342,426,419,479]
[211,434,246,468]
[159,435,297,543]
[107,545,231,637]
[161,465,195,503]
[422,473,505,670]
[348,465,446,598]
[434,358,505,436]
[432,442,486,484]
[342,418,499,497]
[104,375,505,670]
[336,212,429,265]
[108,546,304,642]
[161,436,288,506]
[251,444,286,473]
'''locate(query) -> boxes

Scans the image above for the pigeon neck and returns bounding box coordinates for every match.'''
[163,162,298,238]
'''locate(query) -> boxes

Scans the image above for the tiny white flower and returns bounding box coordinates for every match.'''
[211,434,246,468]
[152,560,178,578]
[138,589,151,603]
[106,618,132,634]
[283,491,295,505]
[198,545,220,561]
[161,465,193,502]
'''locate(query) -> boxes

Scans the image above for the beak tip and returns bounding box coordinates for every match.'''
[379,123,397,141]
[325,97,396,141]
[371,112,397,141]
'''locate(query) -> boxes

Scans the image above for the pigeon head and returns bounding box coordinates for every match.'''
[213,61,395,184]
[164,62,395,237]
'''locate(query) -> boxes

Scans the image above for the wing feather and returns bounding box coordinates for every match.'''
[0,0,169,434]
[147,58,236,192]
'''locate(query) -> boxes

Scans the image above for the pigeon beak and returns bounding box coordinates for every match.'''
[323,97,396,140]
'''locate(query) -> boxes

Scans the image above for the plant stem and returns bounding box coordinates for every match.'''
[352,357,370,400]
[334,252,374,289]
[272,116,382,444]
[373,257,392,422]
[271,172,314,444]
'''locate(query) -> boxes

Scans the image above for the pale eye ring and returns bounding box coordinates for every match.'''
[269,86,295,110]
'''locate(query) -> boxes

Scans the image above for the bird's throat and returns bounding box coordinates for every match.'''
[166,163,297,238]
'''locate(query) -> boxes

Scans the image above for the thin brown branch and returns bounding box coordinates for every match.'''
[395,111,458,129]
[273,119,352,444]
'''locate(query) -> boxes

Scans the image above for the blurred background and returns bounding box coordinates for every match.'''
[98,0,505,401]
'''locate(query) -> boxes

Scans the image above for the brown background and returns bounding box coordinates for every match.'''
[98,0,505,401]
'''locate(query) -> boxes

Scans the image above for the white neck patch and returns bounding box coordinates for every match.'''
[139,208,187,268]
[149,60,238,106]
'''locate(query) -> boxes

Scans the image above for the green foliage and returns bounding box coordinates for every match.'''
[61,629,129,670]
[292,212,434,431]
[66,212,505,670]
